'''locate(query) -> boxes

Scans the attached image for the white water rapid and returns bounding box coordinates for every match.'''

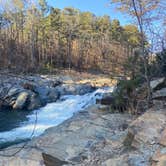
[0,87,114,144]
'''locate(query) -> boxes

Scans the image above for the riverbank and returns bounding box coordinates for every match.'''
[0,87,114,148]
[0,70,117,111]
[0,104,165,166]
[0,72,165,166]
[0,105,135,165]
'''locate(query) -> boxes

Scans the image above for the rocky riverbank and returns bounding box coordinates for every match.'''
[0,73,165,166]
[0,72,116,111]
[0,104,165,166]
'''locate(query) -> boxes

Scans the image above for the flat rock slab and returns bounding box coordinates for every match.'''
[124,109,166,166]
[125,110,166,148]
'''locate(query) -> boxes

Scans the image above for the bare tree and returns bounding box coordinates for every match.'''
[110,0,163,107]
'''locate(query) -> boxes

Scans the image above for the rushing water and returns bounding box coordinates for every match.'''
[0,87,114,147]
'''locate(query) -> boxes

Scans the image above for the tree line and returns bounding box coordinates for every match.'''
[0,0,142,74]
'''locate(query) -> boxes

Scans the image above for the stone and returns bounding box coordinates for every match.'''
[150,78,166,91]
[55,84,94,96]
[97,96,114,105]
[78,84,95,95]
[51,80,62,87]
[153,100,166,109]
[0,106,133,166]
[42,153,69,166]
[22,82,36,91]
[27,93,42,110]
[34,86,50,103]
[128,153,148,166]
[152,147,166,166]
[7,87,24,97]
[102,157,128,166]
[124,110,166,149]
[160,128,166,147]
[152,88,166,99]
[0,146,45,166]
[47,88,60,102]
[13,92,29,110]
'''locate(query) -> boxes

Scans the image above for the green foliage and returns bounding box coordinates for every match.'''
[110,19,123,41]
[38,0,49,16]
[118,78,141,95]
[113,77,141,111]
[123,51,142,79]
[152,49,166,77]
[158,49,166,73]
[118,52,143,104]
[123,25,141,47]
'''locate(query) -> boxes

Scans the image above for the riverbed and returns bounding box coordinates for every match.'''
[0,87,114,148]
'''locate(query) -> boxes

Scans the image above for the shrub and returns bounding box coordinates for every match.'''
[112,77,142,113]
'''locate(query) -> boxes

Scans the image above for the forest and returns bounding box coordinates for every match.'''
[0,0,144,75]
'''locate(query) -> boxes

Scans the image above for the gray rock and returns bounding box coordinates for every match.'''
[2,105,166,166]
[27,93,43,110]
[0,105,134,166]
[58,84,95,96]
[77,84,95,95]
[152,88,166,99]
[128,153,148,166]
[34,86,50,103]
[124,110,166,149]
[7,87,24,97]
[47,88,60,102]
[123,110,166,166]
[96,96,114,105]
[102,157,128,166]
[42,153,69,166]
[34,86,59,104]
[153,100,166,109]
[152,147,166,166]
[13,92,29,110]
[150,78,166,91]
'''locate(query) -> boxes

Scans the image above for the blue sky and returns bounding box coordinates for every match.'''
[47,0,131,25]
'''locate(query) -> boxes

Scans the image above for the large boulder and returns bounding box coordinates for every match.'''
[124,110,166,149]
[123,110,166,166]
[33,86,50,104]
[13,92,29,110]
[152,88,166,99]
[22,82,36,92]
[34,86,59,104]
[7,87,24,97]
[27,93,43,110]
[153,99,166,109]
[0,105,130,165]
[47,88,60,103]
[42,153,69,166]
[96,96,114,105]
[55,84,95,96]
[77,84,95,95]
[0,87,25,109]
[150,78,166,91]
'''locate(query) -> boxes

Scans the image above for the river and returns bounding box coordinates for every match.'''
[0,87,114,148]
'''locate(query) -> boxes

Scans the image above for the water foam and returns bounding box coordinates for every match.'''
[0,87,114,144]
